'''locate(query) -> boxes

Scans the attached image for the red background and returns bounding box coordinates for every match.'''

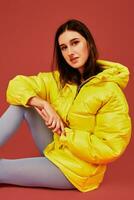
[0,0,134,199]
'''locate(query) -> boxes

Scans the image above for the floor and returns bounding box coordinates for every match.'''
[0,123,134,200]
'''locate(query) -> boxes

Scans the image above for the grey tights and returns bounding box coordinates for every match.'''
[0,105,75,189]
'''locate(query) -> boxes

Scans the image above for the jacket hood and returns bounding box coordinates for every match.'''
[90,60,130,89]
[54,60,129,89]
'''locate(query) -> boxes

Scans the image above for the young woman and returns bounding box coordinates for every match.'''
[0,19,131,192]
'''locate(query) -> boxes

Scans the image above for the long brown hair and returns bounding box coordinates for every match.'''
[51,19,102,88]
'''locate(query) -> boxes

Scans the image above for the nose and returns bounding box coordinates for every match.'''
[67,46,74,56]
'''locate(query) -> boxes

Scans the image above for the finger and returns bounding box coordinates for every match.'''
[47,119,57,129]
[52,128,61,135]
[34,107,43,116]
[40,108,49,119]
[53,121,64,136]
[52,120,61,132]
[46,116,54,126]
[56,130,62,135]
[34,107,45,118]
[35,107,48,121]
[60,121,65,134]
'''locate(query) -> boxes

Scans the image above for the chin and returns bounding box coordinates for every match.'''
[70,64,83,68]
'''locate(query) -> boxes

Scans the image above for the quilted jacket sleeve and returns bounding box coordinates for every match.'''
[59,83,131,165]
[6,72,54,107]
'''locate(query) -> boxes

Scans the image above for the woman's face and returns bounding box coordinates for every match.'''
[58,30,89,74]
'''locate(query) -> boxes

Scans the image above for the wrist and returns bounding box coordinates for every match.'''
[27,96,46,109]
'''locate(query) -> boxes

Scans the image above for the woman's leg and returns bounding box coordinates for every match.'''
[0,105,53,154]
[0,105,25,146]
[24,105,54,154]
[0,157,75,189]
[0,105,75,189]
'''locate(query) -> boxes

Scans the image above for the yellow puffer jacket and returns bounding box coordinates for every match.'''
[6,60,131,192]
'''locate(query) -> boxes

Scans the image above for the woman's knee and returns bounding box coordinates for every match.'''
[0,105,26,146]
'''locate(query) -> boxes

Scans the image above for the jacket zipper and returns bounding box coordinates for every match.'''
[74,76,95,100]
[73,84,82,100]
[65,76,95,124]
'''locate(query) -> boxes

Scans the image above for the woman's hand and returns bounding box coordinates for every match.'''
[27,96,65,135]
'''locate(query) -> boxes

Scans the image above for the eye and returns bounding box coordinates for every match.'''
[60,46,67,51]
[72,40,79,46]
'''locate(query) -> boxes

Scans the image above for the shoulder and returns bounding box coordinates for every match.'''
[37,70,60,82]
[88,81,121,95]
[99,81,125,100]
[87,81,126,106]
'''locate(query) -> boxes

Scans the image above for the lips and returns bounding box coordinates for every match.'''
[70,57,79,63]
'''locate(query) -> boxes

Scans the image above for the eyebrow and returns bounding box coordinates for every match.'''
[59,38,79,47]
